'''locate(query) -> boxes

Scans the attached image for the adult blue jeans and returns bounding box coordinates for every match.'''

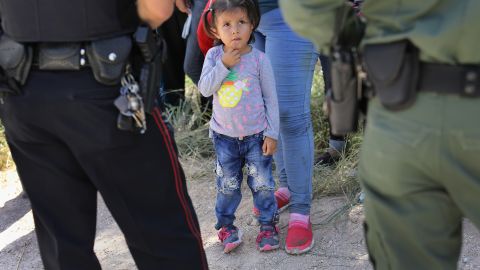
[254,8,318,215]
[213,131,277,229]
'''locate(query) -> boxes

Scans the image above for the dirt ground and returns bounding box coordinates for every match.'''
[1,159,479,270]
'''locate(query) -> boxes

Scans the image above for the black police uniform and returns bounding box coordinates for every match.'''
[0,0,208,269]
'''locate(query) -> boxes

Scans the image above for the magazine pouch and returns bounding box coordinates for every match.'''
[87,35,132,85]
[0,35,32,86]
[38,43,81,70]
[364,40,419,111]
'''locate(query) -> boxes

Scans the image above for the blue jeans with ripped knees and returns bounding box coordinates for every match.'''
[254,8,318,215]
[212,131,277,229]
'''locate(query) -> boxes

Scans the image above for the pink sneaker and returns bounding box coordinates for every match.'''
[218,225,242,253]
[256,224,280,252]
[285,221,314,255]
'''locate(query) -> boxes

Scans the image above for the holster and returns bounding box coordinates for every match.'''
[329,47,360,136]
[327,2,366,136]
[87,35,132,85]
[363,40,420,111]
[0,35,32,94]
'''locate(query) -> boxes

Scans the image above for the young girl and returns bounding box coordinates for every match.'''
[198,0,280,253]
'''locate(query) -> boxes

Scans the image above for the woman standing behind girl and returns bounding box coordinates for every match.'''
[198,0,280,253]
[254,0,318,255]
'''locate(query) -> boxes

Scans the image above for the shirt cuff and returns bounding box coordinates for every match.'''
[263,129,278,141]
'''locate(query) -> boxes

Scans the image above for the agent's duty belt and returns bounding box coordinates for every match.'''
[419,63,480,97]
[27,36,132,86]
[31,43,90,69]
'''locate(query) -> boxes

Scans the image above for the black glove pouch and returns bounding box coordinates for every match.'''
[0,35,32,87]
[38,43,81,70]
[364,40,419,111]
[87,35,132,85]
[329,49,359,136]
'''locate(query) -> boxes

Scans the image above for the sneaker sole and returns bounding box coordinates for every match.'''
[223,230,243,253]
[285,239,315,255]
[224,241,242,253]
[257,244,280,252]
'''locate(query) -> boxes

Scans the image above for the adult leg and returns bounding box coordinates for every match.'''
[256,9,317,215]
[441,95,480,235]
[0,71,102,270]
[17,70,208,269]
[317,54,346,165]
[75,112,208,269]
[360,96,464,269]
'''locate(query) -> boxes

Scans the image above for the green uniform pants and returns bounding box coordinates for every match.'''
[359,93,480,270]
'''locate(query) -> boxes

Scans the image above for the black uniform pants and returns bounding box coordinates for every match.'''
[0,69,208,270]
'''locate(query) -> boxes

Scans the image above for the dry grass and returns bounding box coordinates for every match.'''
[0,67,363,211]
[172,68,363,206]
[0,123,13,170]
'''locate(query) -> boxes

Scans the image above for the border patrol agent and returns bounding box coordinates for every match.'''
[279,0,480,269]
[0,0,208,269]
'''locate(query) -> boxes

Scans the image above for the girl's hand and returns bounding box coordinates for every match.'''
[262,137,277,156]
[222,48,241,68]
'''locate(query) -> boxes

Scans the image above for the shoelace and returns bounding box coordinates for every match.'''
[256,227,277,243]
[218,228,233,241]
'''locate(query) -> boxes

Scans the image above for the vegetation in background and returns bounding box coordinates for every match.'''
[0,123,12,170]
[170,65,363,218]
[0,65,362,218]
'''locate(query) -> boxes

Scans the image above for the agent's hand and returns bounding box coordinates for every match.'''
[221,48,241,68]
[262,137,277,156]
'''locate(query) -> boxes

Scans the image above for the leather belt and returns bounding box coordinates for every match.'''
[419,63,480,97]
[31,43,90,69]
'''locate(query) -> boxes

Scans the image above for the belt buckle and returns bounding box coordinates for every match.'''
[238,136,244,141]
[462,67,479,97]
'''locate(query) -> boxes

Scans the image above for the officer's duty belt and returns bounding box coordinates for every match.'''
[419,63,480,97]
[31,43,90,70]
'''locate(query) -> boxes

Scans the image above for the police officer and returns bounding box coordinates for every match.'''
[279,0,480,269]
[0,0,208,269]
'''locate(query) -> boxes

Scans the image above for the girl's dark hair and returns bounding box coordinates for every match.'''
[202,0,260,45]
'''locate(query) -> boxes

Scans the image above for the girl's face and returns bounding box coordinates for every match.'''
[213,7,254,52]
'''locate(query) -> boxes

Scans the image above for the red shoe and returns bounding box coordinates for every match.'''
[253,190,290,217]
[285,221,314,255]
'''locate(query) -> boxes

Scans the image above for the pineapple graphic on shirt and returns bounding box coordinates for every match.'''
[218,71,249,108]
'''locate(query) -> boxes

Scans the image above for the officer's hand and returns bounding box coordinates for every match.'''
[262,137,277,156]
[175,0,190,14]
[222,48,241,68]
[137,0,175,29]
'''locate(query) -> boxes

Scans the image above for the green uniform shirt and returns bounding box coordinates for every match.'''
[279,0,480,64]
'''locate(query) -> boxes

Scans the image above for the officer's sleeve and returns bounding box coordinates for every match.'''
[279,0,345,53]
